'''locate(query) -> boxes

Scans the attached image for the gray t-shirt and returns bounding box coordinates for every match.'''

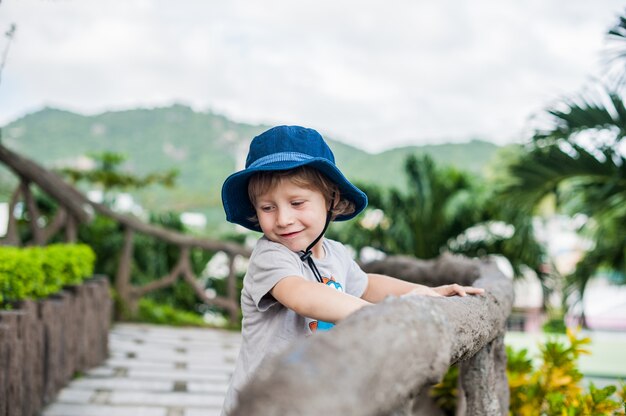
[221,236,368,414]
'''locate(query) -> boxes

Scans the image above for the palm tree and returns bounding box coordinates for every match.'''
[330,153,546,278]
[497,12,626,326]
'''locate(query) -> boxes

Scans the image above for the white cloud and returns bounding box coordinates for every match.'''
[0,0,623,152]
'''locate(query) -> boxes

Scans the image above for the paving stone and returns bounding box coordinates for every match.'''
[174,364,235,374]
[111,337,225,347]
[91,390,112,404]
[113,359,234,373]
[68,378,174,392]
[122,350,195,362]
[125,353,236,366]
[112,325,239,342]
[105,358,177,370]
[110,391,224,407]
[43,404,168,416]
[187,382,229,394]
[184,409,223,416]
[56,388,94,404]
[87,367,117,377]
[127,369,230,382]
[167,407,184,416]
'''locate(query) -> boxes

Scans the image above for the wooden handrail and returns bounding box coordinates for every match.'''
[0,144,92,223]
[0,142,250,323]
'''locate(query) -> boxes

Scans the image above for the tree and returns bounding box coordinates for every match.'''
[496,12,626,325]
[60,151,178,207]
[329,153,545,279]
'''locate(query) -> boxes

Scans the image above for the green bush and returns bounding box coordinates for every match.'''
[430,329,626,415]
[0,244,96,308]
[137,298,207,327]
[542,317,567,334]
[507,329,626,415]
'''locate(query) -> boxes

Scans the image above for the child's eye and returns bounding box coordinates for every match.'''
[260,205,275,212]
[291,200,305,207]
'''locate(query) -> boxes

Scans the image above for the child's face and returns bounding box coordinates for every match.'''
[253,178,328,257]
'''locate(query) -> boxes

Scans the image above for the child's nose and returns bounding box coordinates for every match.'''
[276,207,294,227]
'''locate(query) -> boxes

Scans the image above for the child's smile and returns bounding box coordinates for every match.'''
[254,179,328,258]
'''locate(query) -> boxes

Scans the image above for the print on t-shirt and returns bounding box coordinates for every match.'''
[308,276,343,333]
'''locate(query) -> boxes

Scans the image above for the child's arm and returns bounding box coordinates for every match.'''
[361,273,484,303]
[271,276,371,323]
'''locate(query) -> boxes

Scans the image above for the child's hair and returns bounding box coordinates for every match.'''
[247,166,355,225]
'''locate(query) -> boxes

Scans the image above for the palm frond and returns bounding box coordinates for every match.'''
[498,143,618,211]
[533,86,626,145]
[605,13,626,90]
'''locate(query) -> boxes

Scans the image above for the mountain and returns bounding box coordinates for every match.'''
[0,105,500,228]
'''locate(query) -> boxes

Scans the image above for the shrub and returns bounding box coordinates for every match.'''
[0,244,96,308]
[430,329,626,415]
[137,298,207,327]
[508,329,625,415]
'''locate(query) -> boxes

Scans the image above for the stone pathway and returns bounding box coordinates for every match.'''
[42,323,241,416]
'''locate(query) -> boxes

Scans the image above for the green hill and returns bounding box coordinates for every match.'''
[1,105,500,229]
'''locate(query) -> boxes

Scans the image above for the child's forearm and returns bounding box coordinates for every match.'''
[361,273,422,302]
[362,273,485,302]
[271,276,371,323]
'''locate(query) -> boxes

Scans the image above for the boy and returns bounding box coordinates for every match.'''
[220,125,483,414]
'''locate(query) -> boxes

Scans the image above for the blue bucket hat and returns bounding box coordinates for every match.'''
[221,125,368,232]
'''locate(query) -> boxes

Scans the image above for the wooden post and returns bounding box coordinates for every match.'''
[21,181,44,246]
[65,215,77,243]
[227,253,239,323]
[115,227,135,318]
[0,311,25,416]
[0,323,9,416]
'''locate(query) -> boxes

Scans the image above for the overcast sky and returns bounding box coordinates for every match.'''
[0,1,624,152]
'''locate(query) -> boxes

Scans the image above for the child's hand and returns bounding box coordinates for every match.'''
[402,284,485,298]
[432,284,484,297]
[402,286,445,297]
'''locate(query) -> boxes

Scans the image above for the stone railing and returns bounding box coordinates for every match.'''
[0,276,111,416]
[232,255,513,416]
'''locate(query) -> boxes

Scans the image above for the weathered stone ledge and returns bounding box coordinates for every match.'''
[233,256,513,416]
[0,276,111,416]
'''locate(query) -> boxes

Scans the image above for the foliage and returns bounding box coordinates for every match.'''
[78,212,215,314]
[430,364,459,415]
[330,154,478,259]
[508,329,625,415]
[0,243,95,307]
[137,298,207,327]
[329,153,546,278]
[606,14,626,90]
[59,151,178,206]
[430,330,625,415]
[542,317,567,335]
[494,12,626,323]
[541,307,568,334]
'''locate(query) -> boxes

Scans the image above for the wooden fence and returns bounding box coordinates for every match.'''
[0,142,249,323]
